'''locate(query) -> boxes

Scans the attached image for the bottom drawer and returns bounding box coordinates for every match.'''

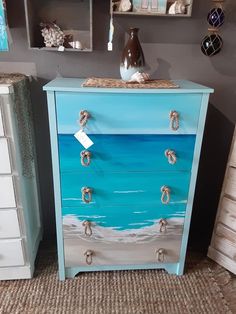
[0,239,25,267]
[64,237,182,267]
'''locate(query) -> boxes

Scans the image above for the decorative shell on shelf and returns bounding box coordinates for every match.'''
[119,0,132,12]
[129,71,150,84]
[169,1,187,15]
[40,22,65,48]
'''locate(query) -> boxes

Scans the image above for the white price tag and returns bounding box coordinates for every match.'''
[108,42,113,51]
[58,45,65,52]
[74,130,94,149]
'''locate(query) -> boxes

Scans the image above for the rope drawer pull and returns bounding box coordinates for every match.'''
[156,248,165,262]
[165,149,177,165]
[170,111,179,131]
[84,250,93,265]
[161,186,171,204]
[80,110,90,128]
[81,187,93,204]
[80,150,92,166]
[159,219,168,232]
[82,220,93,236]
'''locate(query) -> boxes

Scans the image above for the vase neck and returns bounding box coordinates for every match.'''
[129,28,139,39]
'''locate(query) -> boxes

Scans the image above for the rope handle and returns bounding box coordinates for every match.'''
[161,186,171,204]
[81,187,93,204]
[156,248,165,262]
[79,110,90,128]
[169,110,179,131]
[82,220,93,236]
[84,250,93,265]
[80,150,92,167]
[159,219,168,233]
[165,149,177,165]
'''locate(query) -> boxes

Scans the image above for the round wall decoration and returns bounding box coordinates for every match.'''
[201,0,225,57]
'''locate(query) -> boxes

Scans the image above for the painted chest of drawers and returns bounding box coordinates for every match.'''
[44,78,213,280]
[0,74,42,280]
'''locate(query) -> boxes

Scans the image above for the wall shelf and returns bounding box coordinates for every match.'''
[24,0,93,52]
[111,0,193,17]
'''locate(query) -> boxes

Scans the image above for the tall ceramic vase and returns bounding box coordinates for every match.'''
[120,28,145,81]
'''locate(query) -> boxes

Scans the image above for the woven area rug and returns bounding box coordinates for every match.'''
[0,247,235,314]
[82,77,179,89]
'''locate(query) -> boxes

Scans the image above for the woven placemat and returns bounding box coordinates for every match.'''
[82,77,179,89]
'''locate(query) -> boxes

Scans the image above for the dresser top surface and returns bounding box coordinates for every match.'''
[43,78,214,94]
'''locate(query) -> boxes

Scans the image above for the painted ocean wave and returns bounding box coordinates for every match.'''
[63,215,184,243]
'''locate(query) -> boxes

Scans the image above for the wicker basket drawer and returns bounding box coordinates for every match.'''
[225,167,236,199]
[218,197,236,232]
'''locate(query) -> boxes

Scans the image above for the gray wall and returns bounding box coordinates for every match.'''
[1,0,235,251]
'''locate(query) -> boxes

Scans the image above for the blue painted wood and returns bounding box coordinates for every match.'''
[61,171,191,208]
[46,91,66,281]
[62,203,186,231]
[65,263,180,278]
[43,78,214,94]
[58,134,196,173]
[177,93,210,275]
[56,92,202,134]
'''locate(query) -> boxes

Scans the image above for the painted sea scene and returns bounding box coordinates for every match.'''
[58,134,194,266]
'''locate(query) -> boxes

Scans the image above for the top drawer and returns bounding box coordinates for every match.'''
[56,92,202,135]
[0,106,4,137]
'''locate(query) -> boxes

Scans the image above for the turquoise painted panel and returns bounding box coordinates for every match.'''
[60,171,191,208]
[55,92,202,134]
[0,0,8,51]
[62,203,185,231]
[58,134,196,173]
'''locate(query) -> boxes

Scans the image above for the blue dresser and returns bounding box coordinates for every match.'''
[44,78,213,280]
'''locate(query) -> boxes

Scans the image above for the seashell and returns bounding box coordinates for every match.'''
[169,1,186,15]
[119,0,132,12]
[129,71,150,84]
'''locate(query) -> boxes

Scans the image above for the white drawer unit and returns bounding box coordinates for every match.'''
[208,128,236,274]
[0,239,24,267]
[0,138,11,174]
[0,209,21,238]
[0,74,42,280]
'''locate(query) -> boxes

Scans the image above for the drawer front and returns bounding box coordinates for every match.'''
[0,176,16,208]
[56,92,202,135]
[0,239,25,267]
[0,107,4,136]
[0,138,11,174]
[64,237,182,267]
[0,209,21,238]
[225,167,236,199]
[63,204,185,240]
[61,171,191,208]
[218,197,236,232]
[59,134,196,173]
[213,223,236,261]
